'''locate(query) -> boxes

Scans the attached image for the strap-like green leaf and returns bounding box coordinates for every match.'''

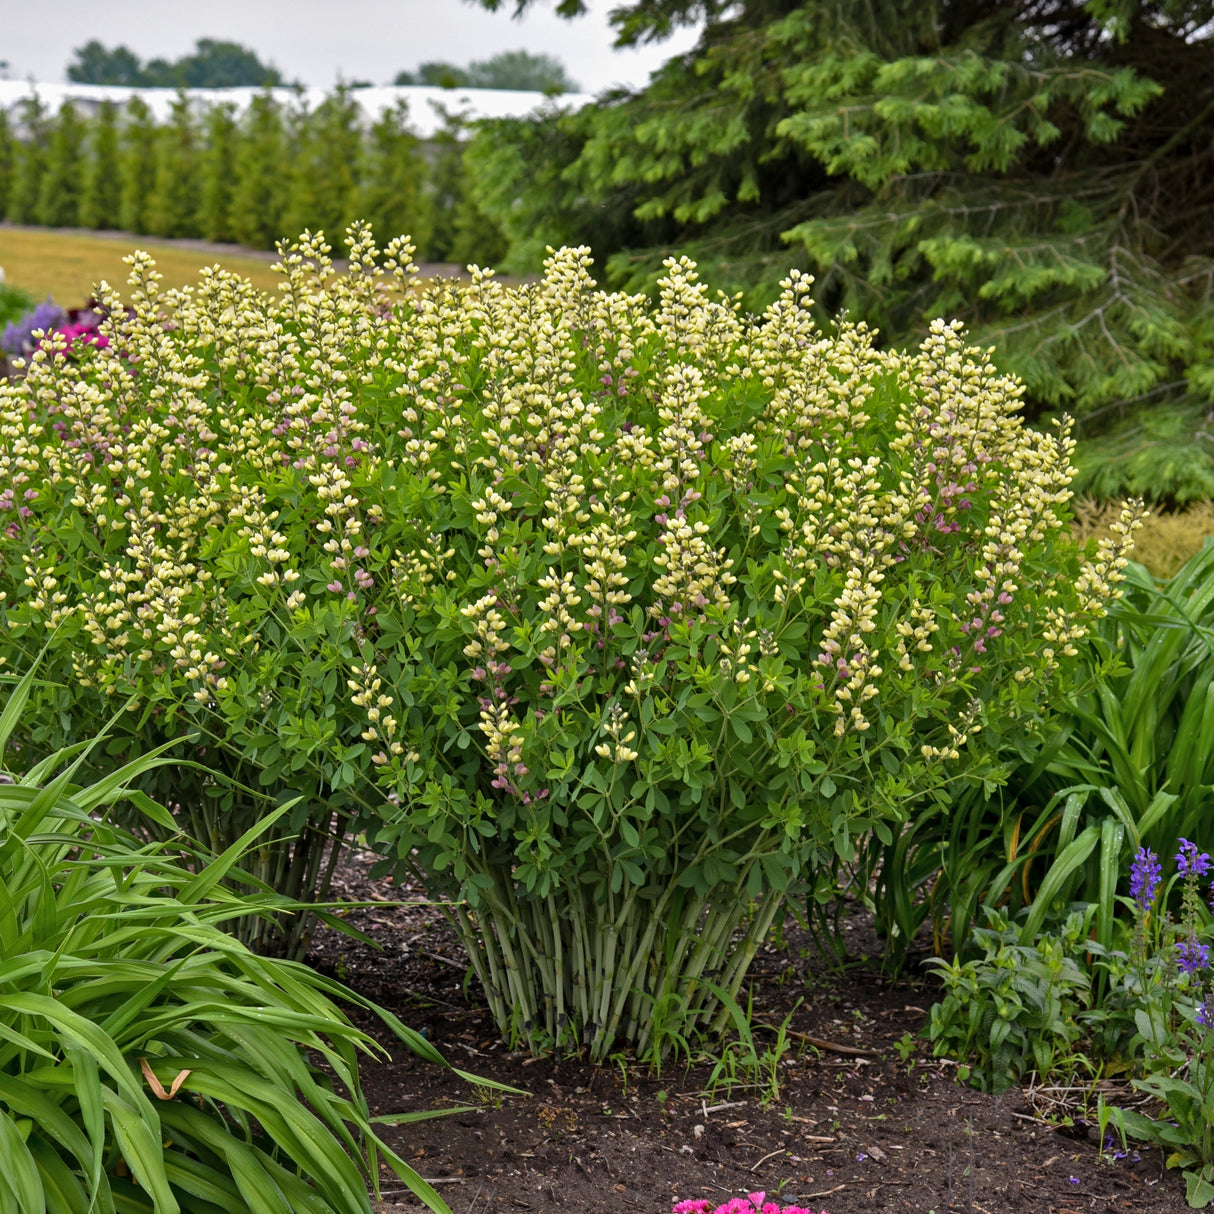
[0,1109,46,1214]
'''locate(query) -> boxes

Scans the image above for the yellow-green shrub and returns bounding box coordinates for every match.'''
[1071,496,1214,580]
[0,227,1138,1054]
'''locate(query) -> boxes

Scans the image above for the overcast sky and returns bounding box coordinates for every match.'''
[0,0,700,95]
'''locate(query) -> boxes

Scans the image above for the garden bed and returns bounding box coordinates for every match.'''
[307,850,1188,1214]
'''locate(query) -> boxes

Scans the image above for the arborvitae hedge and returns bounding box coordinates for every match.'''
[0,88,507,266]
[37,101,85,229]
[198,103,238,243]
[356,100,432,257]
[148,93,201,238]
[79,101,121,230]
[228,92,287,248]
[0,111,17,222]
[7,98,49,226]
[117,97,158,235]
[281,88,362,244]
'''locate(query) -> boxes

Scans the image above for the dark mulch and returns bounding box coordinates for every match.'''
[305,851,1188,1214]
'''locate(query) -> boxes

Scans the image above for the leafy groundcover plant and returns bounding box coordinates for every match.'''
[1106,842,1214,1208]
[923,841,1214,1207]
[0,665,482,1214]
[0,227,1137,1058]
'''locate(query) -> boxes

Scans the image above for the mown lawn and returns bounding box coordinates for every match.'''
[0,225,284,303]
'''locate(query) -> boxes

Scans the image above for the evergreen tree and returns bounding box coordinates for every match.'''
[148,92,201,238]
[281,87,362,243]
[424,108,471,261]
[80,101,122,229]
[0,111,16,221]
[467,0,1214,501]
[37,102,87,229]
[7,97,50,226]
[228,91,286,248]
[117,97,159,234]
[198,103,239,243]
[355,99,432,252]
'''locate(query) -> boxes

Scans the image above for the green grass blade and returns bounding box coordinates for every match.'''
[2,995,144,1106]
[1018,824,1101,943]
[0,647,52,765]
[26,1136,91,1214]
[0,1109,46,1214]
[1096,816,1125,954]
[99,1089,177,1214]
[177,800,297,904]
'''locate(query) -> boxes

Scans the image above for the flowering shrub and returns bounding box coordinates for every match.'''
[674,1194,826,1214]
[0,227,1137,1045]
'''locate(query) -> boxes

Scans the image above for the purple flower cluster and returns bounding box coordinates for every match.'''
[1,298,65,356]
[1177,939,1212,976]
[1176,838,1212,880]
[1130,846,1162,910]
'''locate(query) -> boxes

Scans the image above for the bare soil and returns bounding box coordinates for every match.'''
[306,850,1189,1214]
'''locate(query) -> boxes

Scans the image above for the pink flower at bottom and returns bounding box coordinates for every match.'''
[672,1197,827,1214]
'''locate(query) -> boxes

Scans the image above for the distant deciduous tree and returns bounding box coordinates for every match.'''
[393,62,469,88]
[65,38,284,89]
[66,40,143,86]
[394,49,578,92]
[466,50,579,92]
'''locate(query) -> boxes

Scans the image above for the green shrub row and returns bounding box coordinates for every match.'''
[0,90,505,266]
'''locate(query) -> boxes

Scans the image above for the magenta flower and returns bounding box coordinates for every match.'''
[672,1195,826,1214]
